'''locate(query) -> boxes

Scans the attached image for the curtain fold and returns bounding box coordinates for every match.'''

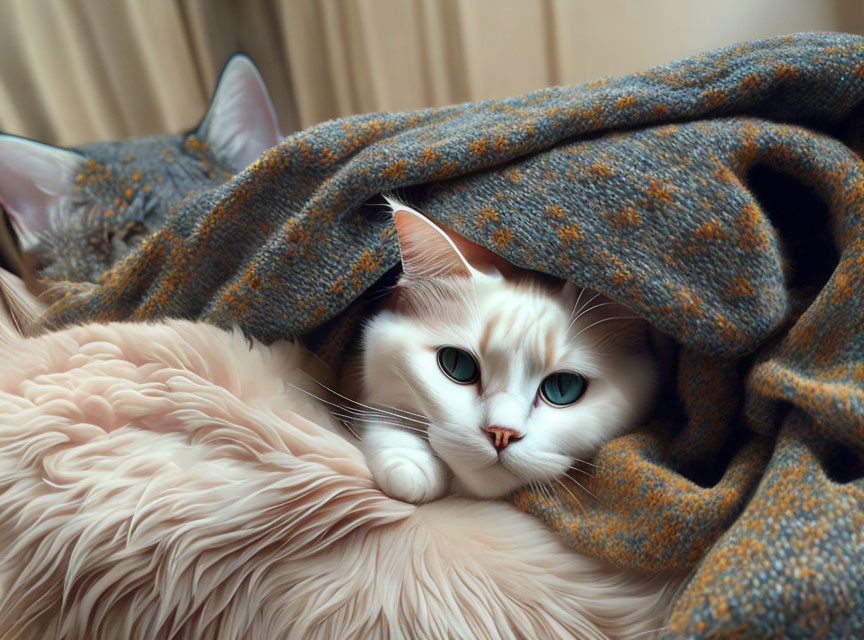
[0,0,860,145]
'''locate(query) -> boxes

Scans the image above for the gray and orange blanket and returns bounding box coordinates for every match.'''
[45,33,864,637]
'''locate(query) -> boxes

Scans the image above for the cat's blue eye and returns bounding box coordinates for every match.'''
[437,347,479,384]
[540,372,587,406]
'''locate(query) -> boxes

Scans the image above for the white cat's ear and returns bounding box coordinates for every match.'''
[0,135,85,250]
[386,196,476,278]
[197,54,281,172]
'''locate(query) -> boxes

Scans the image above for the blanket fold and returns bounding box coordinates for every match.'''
[44,33,864,637]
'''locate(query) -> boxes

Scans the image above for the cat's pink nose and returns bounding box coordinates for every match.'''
[484,426,523,452]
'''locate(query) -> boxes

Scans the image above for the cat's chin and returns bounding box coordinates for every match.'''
[448,462,530,499]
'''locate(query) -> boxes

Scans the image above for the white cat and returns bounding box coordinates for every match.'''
[359,199,659,503]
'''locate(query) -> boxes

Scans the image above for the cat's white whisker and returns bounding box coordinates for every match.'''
[390,363,443,424]
[331,403,431,426]
[367,286,398,301]
[567,300,619,332]
[332,413,429,437]
[356,413,431,429]
[572,316,642,340]
[529,481,552,506]
[336,418,362,441]
[296,372,430,423]
[563,474,601,502]
[540,482,564,510]
[567,465,594,478]
[285,383,358,414]
[554,478,589,516]
[545,484,561,508]
[369,402,429,421]
[629,625,670,639]
[535,481,550,504]
[568,286,586,322]
[359,421,428,438]
[285,383,369,417]
[573,291,601,319]
[572,457,603,469]
[368,404,429,426]
[285,384,427,439]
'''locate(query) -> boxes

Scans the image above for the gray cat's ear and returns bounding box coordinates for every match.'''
[386,196,476,278]
[197,54,281,172]
[0,135,85,250]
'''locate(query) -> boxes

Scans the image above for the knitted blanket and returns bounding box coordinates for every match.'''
[46,33,864,637]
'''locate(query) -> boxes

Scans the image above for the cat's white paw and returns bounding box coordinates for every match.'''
[369,448,449,504]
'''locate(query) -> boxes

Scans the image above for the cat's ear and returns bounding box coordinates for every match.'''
[386,197,476,278]
[197,54,281,172]
[0,135,86,250]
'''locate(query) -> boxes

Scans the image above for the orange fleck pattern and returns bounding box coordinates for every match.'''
[615,94,637,108]
[43,34,864,638]
[556,221,582,245]
[491,228,512,248]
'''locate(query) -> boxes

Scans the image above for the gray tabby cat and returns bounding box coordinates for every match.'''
[0,55,281,283]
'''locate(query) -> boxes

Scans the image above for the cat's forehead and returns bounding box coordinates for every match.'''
[474,279,583,372]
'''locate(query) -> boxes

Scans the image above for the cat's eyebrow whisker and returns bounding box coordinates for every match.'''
[568,286,586,322]
[594,323,647,342]
[567,301,619,332]
[571,316,642,341]
[573,291,601,320]
[584,350,611,357]
[295,372,429,422]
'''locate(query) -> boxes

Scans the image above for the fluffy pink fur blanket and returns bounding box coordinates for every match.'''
[0,311,678,638]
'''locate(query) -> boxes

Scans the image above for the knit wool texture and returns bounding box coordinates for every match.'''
[46,33,864,638]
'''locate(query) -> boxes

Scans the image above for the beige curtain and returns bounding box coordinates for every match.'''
[0,0,862,146]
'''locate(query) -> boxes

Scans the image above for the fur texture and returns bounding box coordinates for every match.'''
[0,318,680,639]
[360,202,658,503]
